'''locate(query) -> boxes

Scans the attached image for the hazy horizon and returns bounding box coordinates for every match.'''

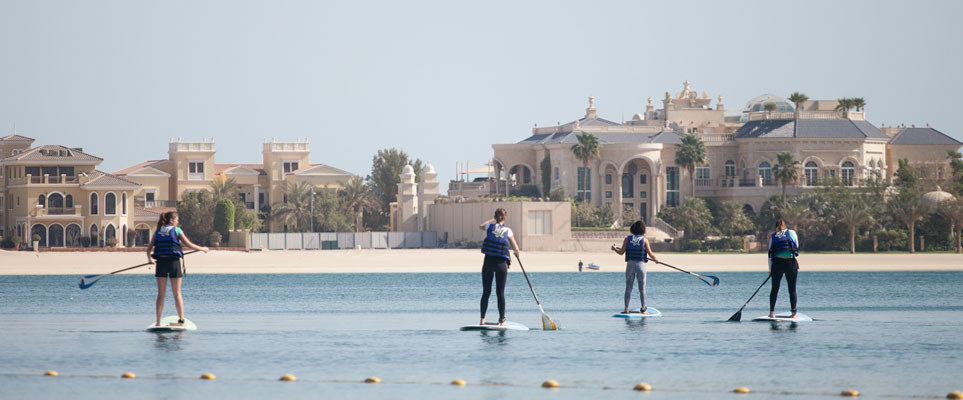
[2,0,961,190]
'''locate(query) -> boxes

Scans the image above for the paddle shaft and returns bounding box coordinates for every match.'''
[731,274,771,319]
[656,261,709,279]
[514,254,542,306]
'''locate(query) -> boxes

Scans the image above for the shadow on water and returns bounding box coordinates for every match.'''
[622,318,648,330]
[479,330,510,345]
[152,331,185,351]
[768,322,799,331]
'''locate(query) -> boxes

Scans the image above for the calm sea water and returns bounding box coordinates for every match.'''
[1,270,961,399]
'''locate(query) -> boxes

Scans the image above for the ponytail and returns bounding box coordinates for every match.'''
[157,211,177,229]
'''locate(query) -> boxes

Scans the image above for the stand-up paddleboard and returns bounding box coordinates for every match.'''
[613,307,661,318]
[587,263,601,270]
[752,312,812,322]
[146,316,197,332]
[460,321,529,331]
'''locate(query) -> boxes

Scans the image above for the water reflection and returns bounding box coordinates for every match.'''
[152,331,185,351]
[768,322,799,331]
[479,330,510,345]
[623,318,648,330]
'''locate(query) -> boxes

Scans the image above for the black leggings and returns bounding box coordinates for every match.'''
[770,257,799,312]
[480,255,509,323]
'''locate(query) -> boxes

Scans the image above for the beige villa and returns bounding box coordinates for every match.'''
[490,81,962,232]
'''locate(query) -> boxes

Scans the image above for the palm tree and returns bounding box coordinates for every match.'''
[888,184,925,253]
[210,177,240,202]
[570,132,601,204]
[715,201,753,237]
[787,92,809,114]
[771,152,800,202]
[271,181,315,232]
[852,97,866,112]
[339,176,378,232]
[938,198,963,253]
[763,102,777,112]
[675,134,707,198]
[828,186,874,254]
[835,98,854,112]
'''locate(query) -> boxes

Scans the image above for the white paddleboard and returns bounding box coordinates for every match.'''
[460,321,529,331]
[752,312,812,322]
[613,307,662,318]
[146,316,197,332]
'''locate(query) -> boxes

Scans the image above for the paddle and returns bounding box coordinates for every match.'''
[78,250,198,289]
[727,274,771,322]
[655,261,720,286]
[514,254,558,331]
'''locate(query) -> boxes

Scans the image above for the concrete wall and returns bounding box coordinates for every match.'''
[428,201,571,251]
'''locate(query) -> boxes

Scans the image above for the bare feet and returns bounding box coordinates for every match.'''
[622,309,630,314]
[479,319,486,325]
[768,312,775,318]
[498,321,507,326]
[790,313,797,319]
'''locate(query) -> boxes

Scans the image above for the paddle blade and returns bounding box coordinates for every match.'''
[78,274,104,290]
[541,312,558,331]
[707,275,720,287]
[727,311,742,322]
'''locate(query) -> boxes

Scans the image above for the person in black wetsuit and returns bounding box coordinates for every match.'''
[478,208,521,326]
[768,219,800,318]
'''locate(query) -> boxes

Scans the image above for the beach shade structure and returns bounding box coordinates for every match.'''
[514,254,559,330]
[79,250,198,289]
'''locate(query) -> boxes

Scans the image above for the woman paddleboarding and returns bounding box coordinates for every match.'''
[768,219,799,318]
[611,220,660,314]
[478,208,520,326]
[145,211,208,327]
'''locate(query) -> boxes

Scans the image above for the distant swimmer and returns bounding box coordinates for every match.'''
[768,219,799,319]
[145,211,208,328]
[478,208,521,327]
[611,220,660,314]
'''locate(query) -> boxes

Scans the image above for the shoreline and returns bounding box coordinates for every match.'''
[1,249,962,275]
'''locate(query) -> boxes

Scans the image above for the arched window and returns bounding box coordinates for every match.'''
[65,194,73,208]
[48,193,64,211]
[90,193,99,215]
[805,161,819,186]
[48,224,64,247]
[38,194,46,207]
[725,160,736,177]
[122,193,127,215]
[66,224,81,247]
[842,161,855,186]
[122,224,128,246]
[90,224,99,246]
[758,162,772,185]
[105,225,117,246]
[30,224,47,247]
[105,193,117,215]
[695,164,710,186]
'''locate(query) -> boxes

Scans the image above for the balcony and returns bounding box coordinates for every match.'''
[747,110,865,121]
[738,179,756,187]
[35,207,82,217]
[14,175,80,185]
[695,178,712,187]
[245,202,255,210]
[134,197,178,208]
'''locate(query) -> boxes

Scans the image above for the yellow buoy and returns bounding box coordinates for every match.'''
[733,387,750,394]
[841,389,859,397]
[946,391,963,400]
[200,373,216,380]
[451,379,466,386]
[541,379,559,388]
[279,374,296,382]
[121,372,136,379]
[44,371,58,377]
[364,376,381,383]
[633,383,652,391]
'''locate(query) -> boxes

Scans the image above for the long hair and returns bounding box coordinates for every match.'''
[494,208,507,223]
[157,211,177,229]
[774,219,787,231]
[630,220,646,235]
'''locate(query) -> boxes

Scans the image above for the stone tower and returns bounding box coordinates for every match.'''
[396,164,418,231]
[417,162,439,231]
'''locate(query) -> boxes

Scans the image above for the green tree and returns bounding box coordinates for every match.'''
[835,98,855,112]
[659,197,714,239]
[787,92,809,113]
[570,133,600,204]
[938,198,963,253]
[368,149,422,230]
[213,198,235,241]
[825,184,874,254]
[176,191,215,245]
[852,97,866,112]
[272,181,315,232]
[339,176,378,232]
[312,187,353,232]
[540,155,551,197]
[772,152,801,202]
[715,201,753,237]
[889,161,925,253]
[210,177,239,202]
[763,102,777,112]
[675,134,708,198]
[946,150,963,196]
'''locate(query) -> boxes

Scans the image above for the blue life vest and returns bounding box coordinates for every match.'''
[625,235,648,262]
[769,229,799,258]
[152,225,183,259]
[481,223,511,260]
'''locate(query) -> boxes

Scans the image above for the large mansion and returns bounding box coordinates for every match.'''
[0,136,353,247]
[491,81,962,226]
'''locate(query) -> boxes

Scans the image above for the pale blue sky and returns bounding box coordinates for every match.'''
[2,0,961,190]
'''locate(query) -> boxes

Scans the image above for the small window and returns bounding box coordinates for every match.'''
[605,174,612,185]
[528,210,552,236]
[188,161,205,180]
[122,193,127,215]
[145,191,155,202]
[90,193,99,215]
[640,174,647,184]
[605,191,612,198]
[640,191,647,199]
[38,194,46,207]
[283,161,300,174]
[554,168,559,180]
[105,193,117,215]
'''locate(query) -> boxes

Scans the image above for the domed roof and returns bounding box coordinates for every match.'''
[632,113,645,121]
[921,186,956,211]
[402,165,414,175]
[424,163,435,174]
[740,93,795,122]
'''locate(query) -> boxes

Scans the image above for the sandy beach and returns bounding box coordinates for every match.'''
[1,249,961,275]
